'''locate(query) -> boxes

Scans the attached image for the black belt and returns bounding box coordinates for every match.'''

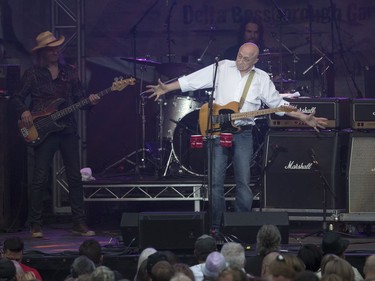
[239,125,253,131]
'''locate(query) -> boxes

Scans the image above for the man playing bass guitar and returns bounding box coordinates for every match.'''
[12,31,100,238]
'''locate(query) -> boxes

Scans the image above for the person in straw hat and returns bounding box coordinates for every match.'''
[11,31,101,238]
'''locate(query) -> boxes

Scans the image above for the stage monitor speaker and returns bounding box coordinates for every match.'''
[139,212,206,250]
[120,212,139,247]
[263,130,347,211]
[347,132,375,213]
[222,212,289,244]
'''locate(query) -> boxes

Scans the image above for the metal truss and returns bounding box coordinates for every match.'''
[51,0,87,214]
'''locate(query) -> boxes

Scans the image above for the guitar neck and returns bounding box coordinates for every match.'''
[231,107,283,120]
[50,87,112,121]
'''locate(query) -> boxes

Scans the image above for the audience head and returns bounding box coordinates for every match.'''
[322,256,354,281]
[2,237,24,262]
[364,254,375,280]
[79,239,103,265]
[172,263,195,281]
[194,234,217,262]
[320,254,340,275]
[256,225,282,256]
[137,248,157,273]
[297,244,323,272]
[171,272,193,281]
[202,251,227,279]
[146,252,168,276]
[0,258,16,281]
[261,251,280,279]
[321,232,349,257]
[220,242,245,269]
[92,266,115,281]
[218,267,247,281]
[135,259,150,281]
[268,254,304,281]
[150,261,175,281]
[71,255,96,278]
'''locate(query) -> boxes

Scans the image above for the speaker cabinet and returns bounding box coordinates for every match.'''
[263,130,347,211]
[120,212,207,250]
[222,212,289,244]
[139,212,206,250]
[120,212,140,247]
[347,132,375,213]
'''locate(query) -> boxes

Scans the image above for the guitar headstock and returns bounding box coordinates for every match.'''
[111,77,136,92]
[280,105,298,113]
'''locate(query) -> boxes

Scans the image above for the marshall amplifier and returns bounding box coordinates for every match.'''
[347,132,375,213]
[351,98,375,129]
[268,97,350,129]
[263,130,347,211]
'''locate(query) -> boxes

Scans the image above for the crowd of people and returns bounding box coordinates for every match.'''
[0,228,373,281]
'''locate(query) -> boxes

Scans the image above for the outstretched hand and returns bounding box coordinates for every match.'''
[304,111,328,132]
[145,79,169,101]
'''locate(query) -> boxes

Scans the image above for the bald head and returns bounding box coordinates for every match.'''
[236,43,259,75]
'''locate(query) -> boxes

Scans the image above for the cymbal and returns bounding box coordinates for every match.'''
[156,62,201,77]
[121,57,160,66]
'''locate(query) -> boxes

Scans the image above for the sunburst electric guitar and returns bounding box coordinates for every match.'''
[199,101,297,136]
[18,77,136,146]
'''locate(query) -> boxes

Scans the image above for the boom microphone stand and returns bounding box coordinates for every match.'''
[206,58,219,231]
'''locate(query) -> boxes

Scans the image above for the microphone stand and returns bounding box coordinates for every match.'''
[302,148,336,238]
[271,0,288,92]
[259,144,281,211]
[206,59,219,231]
[128,0,159,177]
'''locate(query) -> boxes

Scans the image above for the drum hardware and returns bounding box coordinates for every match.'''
[101,58,161,177]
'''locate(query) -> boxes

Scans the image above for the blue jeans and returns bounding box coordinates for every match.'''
[28,132,86,227]
[210,129,254,228]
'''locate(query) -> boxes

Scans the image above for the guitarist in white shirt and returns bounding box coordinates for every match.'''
[146,42,328,233]
[12,31,100,238]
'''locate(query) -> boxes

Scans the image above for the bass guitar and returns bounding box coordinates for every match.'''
[199,101,297,136]
[18,77,136,146]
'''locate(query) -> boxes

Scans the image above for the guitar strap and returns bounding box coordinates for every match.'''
[238,69,255,110]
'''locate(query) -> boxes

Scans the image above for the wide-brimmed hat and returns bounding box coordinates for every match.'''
[322,231,350,255]
[31,31,65,52]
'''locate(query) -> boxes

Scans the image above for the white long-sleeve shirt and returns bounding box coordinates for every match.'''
[178,60,289,126]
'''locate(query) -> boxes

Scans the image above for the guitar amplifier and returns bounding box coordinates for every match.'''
[268,97,350,129]
[351,98,375,129]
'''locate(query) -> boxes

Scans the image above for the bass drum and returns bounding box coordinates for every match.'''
[162,95,202,140]
[171,110,206,176]
[171,110,233,177]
